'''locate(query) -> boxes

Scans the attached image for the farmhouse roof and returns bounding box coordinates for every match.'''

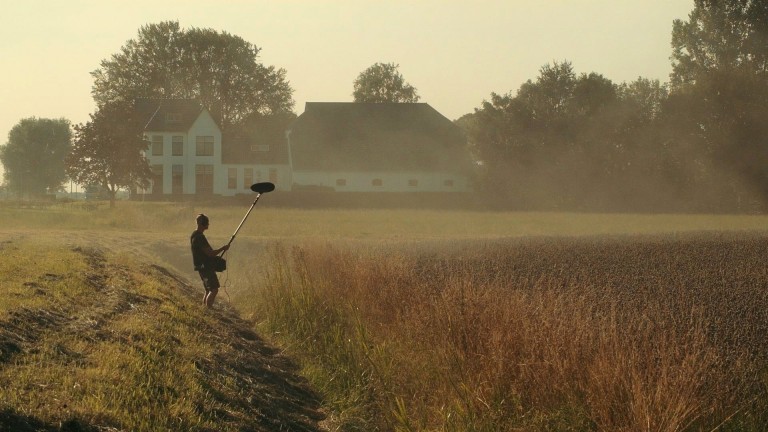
[221,127,289,165]
[135,98,213,132]
[288,102,471,172]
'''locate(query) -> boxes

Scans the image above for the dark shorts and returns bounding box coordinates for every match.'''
[198,269,220,292]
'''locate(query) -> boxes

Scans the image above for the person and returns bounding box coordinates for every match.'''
[190,213,229,308]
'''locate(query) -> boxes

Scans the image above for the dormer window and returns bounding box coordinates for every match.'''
[166,112,181,123]
[250,144,270,152]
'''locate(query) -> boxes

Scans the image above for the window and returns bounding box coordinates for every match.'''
[228,168,237,189]
[151,164,163,194]
[372,178,383,187]
[172,165,183,194]
[151,136,163,156]
[195,165,213,195]
[269,168,278,183]
[250,144,270,152]
[243,168,253,189]
[196,136,214,156]
[166,112,181,123]
[408,179,418,187]
[336,178,347,186]
[172,136,184,156]
[443,179,454,187]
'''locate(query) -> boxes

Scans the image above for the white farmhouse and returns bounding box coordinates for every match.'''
[138,99,473,198]
[137,98,289,198]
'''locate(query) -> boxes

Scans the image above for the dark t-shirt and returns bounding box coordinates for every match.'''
[190,230,212,271]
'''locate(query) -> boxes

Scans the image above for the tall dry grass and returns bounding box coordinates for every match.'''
[238,233,768,431]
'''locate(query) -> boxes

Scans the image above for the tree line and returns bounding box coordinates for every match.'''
[461,0,768,211]
[3,1,767,212]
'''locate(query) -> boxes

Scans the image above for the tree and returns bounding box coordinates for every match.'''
[91,21,294,131]
[517,61,576,121]
[0,117,72,197]
[669,0,768,206]
[66,102,151,208]
[462,61,679,210]
[671,0,768,89]
[617,77,668,122]
[352,62,420,103]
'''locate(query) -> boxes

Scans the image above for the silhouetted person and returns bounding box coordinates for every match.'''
[190,213,229,308]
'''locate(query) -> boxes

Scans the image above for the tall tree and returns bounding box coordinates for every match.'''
[0,117,72,197]
[66,102,151,208]
[617,77,668,122]
[517,61,576,121]
[91,21,294,131]
[78,21,294,204]
[614,77,671,181]
[671,0,768,89]
[669,0,768,205]
[352,62,420,103]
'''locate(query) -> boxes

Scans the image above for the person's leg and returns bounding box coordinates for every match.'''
[199,272,209,305]
[201,270,221,308]
[205,287,218,307]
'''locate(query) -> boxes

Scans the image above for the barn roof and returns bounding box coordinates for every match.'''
[221,128,289,165]
[288,102,471,172]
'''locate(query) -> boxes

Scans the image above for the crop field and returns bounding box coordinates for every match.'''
[1,201,767,431]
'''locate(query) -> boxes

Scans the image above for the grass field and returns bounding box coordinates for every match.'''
[1,200,768,431]
[3,200,768,239]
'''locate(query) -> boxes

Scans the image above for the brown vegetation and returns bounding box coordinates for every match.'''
[242,232,768,431]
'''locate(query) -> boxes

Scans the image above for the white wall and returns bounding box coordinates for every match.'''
[143,109,223,195]
[292,171,471,192]
[188,110,223,195]
[219,164,291,196]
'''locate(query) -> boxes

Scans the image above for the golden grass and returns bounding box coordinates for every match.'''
[0,241,90,314]
[0,243,220,429]
[0,238,323,431]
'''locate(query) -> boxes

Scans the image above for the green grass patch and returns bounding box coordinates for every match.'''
[3,200,768,240]
[0,238,322,431]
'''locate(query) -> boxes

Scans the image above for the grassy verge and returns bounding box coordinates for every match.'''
[0,238,323,431]
[237,233,768,431]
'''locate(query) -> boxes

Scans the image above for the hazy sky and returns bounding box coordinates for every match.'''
[2,0,693,148]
